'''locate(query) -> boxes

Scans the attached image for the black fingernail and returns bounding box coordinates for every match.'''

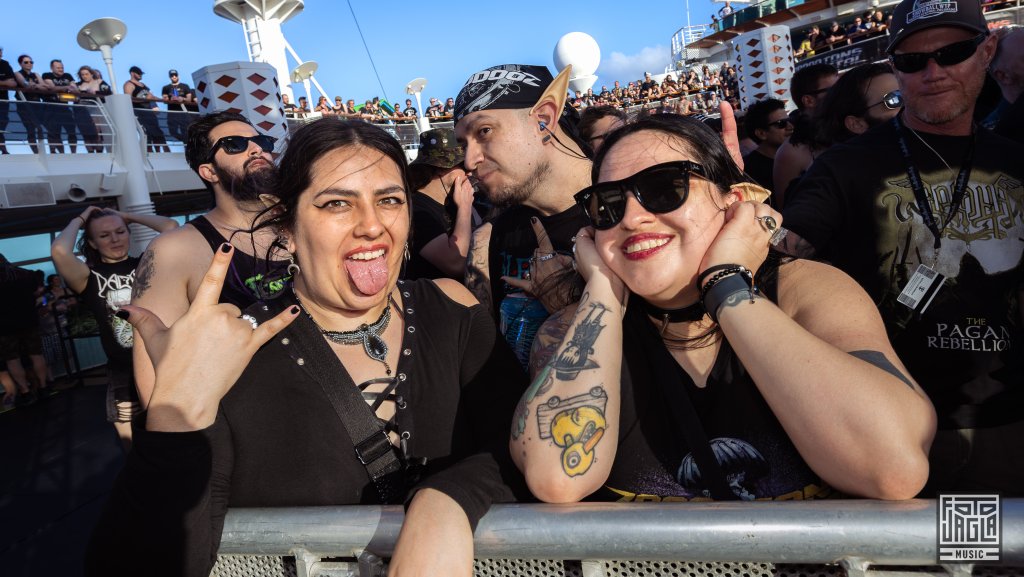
[220,243,232,253]
[289,305,300,314]
[115,310,130,320]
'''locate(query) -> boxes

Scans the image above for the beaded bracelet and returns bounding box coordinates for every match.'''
[699,265,751,300]
[697,263,740,289]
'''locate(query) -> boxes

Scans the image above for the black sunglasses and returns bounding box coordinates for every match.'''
[574,161,707,230]
[858,90,903,114]
[767,118,793,129]
[890,34,986,73]
[206,134,277,162]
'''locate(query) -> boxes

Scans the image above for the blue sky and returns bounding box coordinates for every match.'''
[3,0,723,107]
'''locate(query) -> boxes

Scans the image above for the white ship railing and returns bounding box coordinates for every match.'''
[212,499,1024,577]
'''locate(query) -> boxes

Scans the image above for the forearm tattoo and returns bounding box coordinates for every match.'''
[465,235,492,315]
[849,350,915,389]
[131,249,155,300]
[537,387,608,477]
[548,299,608,380]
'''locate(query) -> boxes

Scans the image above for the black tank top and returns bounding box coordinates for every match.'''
[188,215,288,308]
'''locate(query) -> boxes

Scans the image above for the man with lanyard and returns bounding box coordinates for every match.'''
[130,112,287,407]
[781,0,1024,495]
[162,69,195,142]
[454,64,591,368]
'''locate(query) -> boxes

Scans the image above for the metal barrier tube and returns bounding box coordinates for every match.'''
[220,500,1024,565]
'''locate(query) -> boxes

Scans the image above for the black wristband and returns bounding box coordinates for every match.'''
[697,264,740,289]
[702,272,757,324]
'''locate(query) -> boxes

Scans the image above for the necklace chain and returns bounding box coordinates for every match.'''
[905,123,953,174]
[291,286,393,376]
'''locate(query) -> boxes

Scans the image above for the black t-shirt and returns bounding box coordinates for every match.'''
[406,191,449,281]
[486,204,588,318]
[80,257,140,370]
[161,82,193,112]
[16,70,43,102]
[0,59,15,101]
[0,266,42,334]
[742,149,775,191]
[426,103,443,117]
[598,294,831,502]
[41,72,75,103]
[784,118,1024,430]
[128,81,154,109]
[403,106,417,116]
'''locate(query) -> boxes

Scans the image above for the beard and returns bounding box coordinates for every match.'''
[479,159,552,210]
[215,158,277,202]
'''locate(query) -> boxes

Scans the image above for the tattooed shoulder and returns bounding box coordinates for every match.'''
[131,249,155,300]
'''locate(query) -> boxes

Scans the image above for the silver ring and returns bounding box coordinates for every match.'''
[523,270,532,281]
[535,252,557,262]
[240,314,259,330]
[756,215,778,233]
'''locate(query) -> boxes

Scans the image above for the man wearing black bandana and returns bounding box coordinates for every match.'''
[454,64,592,367]
[782,0,1024,495]
[130,112,288,408]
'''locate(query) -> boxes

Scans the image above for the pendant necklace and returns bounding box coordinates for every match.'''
[292,287,393,375]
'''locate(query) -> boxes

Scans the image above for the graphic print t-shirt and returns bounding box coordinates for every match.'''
[81,257,140,369]
[784,120,1024,429]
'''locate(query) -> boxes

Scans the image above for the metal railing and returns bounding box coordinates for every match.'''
[0,98,117,155]
[212,499,1024,577]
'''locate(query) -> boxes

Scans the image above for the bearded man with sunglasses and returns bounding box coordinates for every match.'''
[130,112,287,407]
[782,0,1024,496]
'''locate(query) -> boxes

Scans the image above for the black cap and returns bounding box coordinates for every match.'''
[168,69,178,77]
[454,64,554,122]
[129,66,143,75]
[887,0,988,53]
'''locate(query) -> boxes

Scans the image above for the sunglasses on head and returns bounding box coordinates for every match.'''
[858,90,903,113]
[206,134,277,163]
[889,34,986,73]
[574,161,707,230]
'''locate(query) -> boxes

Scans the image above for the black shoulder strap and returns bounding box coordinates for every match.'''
[626,306,738,500]
[245,300,404,502]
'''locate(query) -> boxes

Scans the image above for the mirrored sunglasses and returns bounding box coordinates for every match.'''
[574,161,707,230]
[859,90,903,113]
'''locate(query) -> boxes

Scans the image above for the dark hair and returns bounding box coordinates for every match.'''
[18,54,31,65]
[742,98,786,144]
[577,105,628,142]
[257,119,412,264]
[789,63,838,110]
[814,62,893,147]
[76,209,127,267]
[184,112,254,192]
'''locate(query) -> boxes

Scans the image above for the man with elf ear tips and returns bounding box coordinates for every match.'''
[513,114,936,505]
[86,120,528,577]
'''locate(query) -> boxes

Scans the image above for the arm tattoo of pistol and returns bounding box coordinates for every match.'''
[131,249,155,300]
[537,387,608,477]
[849,350,915,389]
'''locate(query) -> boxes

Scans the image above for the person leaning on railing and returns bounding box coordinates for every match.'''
[84,119,528,577]
[75,66,111,153]
[512,114,936,504]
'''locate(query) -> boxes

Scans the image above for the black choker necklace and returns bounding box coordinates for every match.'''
[292,287,393,376]
[637,296,706,324]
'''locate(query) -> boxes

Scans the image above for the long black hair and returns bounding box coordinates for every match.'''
[256,119,413,266]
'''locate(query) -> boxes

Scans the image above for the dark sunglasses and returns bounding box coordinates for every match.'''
[206,134,277,162]
[767,118,793,129]
[858,90,903,113]
[574,161,707,230]
[889,34,986,73]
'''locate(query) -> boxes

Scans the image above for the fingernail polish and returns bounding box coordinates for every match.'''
[531,217,538,224]
[290,306,300,314]
[220,243,232,253]
[115,310,130,320]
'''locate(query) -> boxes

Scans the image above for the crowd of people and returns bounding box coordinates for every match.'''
[1,0,1022,574]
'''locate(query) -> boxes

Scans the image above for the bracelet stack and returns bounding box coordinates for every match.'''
[699,264,758,324]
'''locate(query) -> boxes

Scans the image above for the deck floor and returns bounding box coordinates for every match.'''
[1,374,124,577]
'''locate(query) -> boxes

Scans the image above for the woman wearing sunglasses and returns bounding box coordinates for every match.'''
[512,114,935,503]
[86,119,526,577]
[814,63,902,148]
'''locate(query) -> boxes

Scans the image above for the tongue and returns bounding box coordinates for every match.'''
[345,255,389,295]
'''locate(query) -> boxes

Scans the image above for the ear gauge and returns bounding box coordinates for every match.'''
[538,121,547,131]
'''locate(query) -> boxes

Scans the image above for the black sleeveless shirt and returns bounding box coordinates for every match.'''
[188,216,288,308]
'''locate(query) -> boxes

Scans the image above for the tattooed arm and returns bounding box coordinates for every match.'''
[511,227,627,503]
[465,223,493,315]
[132,227,214,406]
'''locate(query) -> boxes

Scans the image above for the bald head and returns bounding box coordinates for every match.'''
[992,28,1024,103]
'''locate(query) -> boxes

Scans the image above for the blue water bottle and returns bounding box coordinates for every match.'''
[499,293,550,370]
